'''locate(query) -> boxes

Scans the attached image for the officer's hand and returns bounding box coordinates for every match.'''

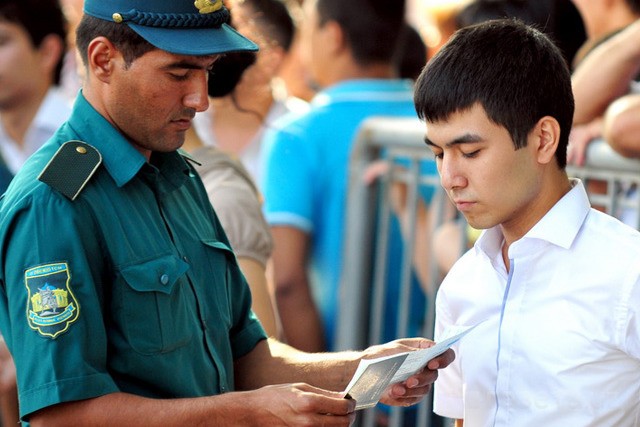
[249,383,356,426]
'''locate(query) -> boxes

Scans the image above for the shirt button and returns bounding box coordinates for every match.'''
[160,274,169,285]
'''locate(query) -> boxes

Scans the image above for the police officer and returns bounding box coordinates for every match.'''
[0,0,453,425]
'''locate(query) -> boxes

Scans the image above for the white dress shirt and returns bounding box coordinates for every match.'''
[434,179,640,427]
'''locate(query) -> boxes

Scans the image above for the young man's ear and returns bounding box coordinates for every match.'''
[533,116,561,165]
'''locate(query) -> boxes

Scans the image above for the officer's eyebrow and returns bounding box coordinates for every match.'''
[424,133,484,148]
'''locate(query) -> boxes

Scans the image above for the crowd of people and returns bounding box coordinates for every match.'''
[0,0,638,426]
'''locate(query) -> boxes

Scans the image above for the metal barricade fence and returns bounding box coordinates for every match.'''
[565,141,640,229]
[335,116,640,427]
[336,116,447,427]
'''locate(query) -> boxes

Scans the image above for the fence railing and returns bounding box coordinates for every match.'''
[336,116,640,427]
[565,141,640,229]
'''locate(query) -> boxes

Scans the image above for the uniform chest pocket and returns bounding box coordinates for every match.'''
[117,255,192,355]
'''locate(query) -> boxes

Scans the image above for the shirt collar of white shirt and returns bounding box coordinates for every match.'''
[475,179,590,259]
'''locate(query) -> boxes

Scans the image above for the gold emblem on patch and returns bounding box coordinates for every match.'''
[194,0,223,14]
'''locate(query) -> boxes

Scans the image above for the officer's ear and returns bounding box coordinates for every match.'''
[87,36,118,83]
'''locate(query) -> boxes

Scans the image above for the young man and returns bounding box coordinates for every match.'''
[0,0,453,425]
[414,19,640,426]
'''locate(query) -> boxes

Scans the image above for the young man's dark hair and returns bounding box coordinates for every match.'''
[75,15,155,67]
[316,0,405,65]
[0,0,67,84]
[414,18,574,168]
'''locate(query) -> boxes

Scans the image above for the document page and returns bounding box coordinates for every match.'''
[343,324,479,409]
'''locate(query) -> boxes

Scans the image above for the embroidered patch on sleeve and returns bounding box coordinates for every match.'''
[25,263,80,339]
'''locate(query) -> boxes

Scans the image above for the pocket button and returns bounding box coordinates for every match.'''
[160,274,170,285]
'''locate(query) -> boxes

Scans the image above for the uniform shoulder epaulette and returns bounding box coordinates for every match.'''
[38,140,102,201]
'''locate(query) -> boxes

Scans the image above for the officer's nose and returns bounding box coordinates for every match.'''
[184,72,209,113]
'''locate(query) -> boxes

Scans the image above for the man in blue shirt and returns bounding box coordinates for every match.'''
[262,0,436,352]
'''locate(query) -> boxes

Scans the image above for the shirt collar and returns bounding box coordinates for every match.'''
[67,92,190,188]
[148,150,193,190]
[476,179,590,257]
[524,178,590,248]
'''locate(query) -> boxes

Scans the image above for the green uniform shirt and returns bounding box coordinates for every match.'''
[0,93,267,420]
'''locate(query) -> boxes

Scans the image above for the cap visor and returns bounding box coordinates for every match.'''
[129,23,258,56]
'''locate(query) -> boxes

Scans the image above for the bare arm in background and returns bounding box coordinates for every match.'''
[603,93,640,158]
[238,257,278,336]
[271,226,325,352]
[572,19,640,124]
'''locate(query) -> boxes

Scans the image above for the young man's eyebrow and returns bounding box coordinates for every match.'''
[424,136,437,147]
[424,133,484,148]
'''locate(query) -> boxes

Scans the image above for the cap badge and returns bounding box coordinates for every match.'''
[194,0,223,14]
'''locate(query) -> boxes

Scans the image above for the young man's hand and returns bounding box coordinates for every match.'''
[365,338,455,407]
